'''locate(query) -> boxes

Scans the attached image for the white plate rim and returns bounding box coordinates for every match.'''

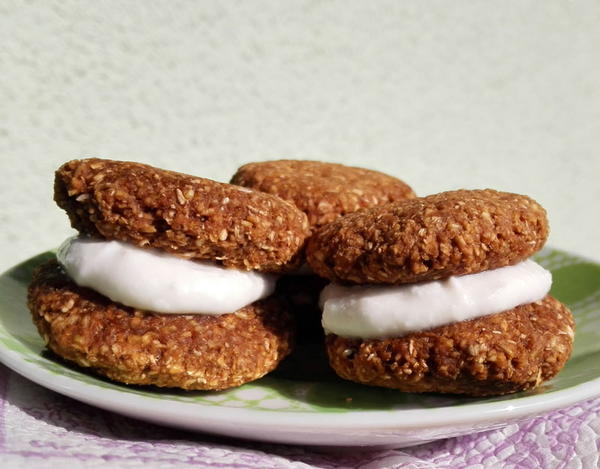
[2,341,600,432]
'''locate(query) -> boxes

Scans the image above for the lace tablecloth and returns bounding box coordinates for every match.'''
[1,364,599,469]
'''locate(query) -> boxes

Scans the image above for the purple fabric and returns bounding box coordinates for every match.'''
[1,364,598,469]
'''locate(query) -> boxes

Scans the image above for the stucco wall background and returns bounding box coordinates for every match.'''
[1,1,599,269]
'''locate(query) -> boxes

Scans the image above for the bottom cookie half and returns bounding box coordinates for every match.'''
[326,296,574,396]
[28,260,294,391]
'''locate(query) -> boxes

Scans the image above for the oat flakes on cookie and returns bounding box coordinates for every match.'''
[230,160,415,231]
[307,189,548,285]
[312,189,574,396]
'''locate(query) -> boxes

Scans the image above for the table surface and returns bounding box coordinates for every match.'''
[1,2,599,467]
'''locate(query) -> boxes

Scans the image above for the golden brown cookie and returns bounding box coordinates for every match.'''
[326,296,574,396]
[29,260,294,391]
[230,160,415,231]
[307,189,548,284]
[55,158,309,272]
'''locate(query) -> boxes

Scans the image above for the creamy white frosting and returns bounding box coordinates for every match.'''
[320,260,552,339]
[57,237,276,314]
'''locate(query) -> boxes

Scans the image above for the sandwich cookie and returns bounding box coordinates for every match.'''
[307,190,574,396]
[29,158,310,390]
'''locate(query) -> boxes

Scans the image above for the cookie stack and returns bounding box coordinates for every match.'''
[306,190,574,396]
[29,159,309,390]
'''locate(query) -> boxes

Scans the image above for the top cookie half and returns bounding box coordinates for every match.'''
[55,159,310,272]
[230,160,415,231]
[306,189,548,284]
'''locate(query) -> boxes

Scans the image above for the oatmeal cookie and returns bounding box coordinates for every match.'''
[307,189,548,284]
[55,158,309,272]
[29,261,294,391]
[326,296,574,396]
[230,160,415,231]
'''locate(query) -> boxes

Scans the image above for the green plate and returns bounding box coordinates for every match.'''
[1,247,599,447]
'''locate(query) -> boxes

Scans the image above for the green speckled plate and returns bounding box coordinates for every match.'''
[1,247,599,447]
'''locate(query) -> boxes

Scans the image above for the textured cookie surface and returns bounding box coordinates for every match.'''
[29,260,294,391]
[307,189,548,284]
[326,296,574,396]
[230,160,415,231]
[55,158,309,272]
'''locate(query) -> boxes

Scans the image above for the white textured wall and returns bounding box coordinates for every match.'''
[1,1,599,269]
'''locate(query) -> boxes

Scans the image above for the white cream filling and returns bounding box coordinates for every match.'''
[57,237,276,314]
[320,260,552,339]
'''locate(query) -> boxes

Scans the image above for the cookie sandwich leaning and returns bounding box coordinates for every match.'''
[28,158,309,390]
[307,189,574,396]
